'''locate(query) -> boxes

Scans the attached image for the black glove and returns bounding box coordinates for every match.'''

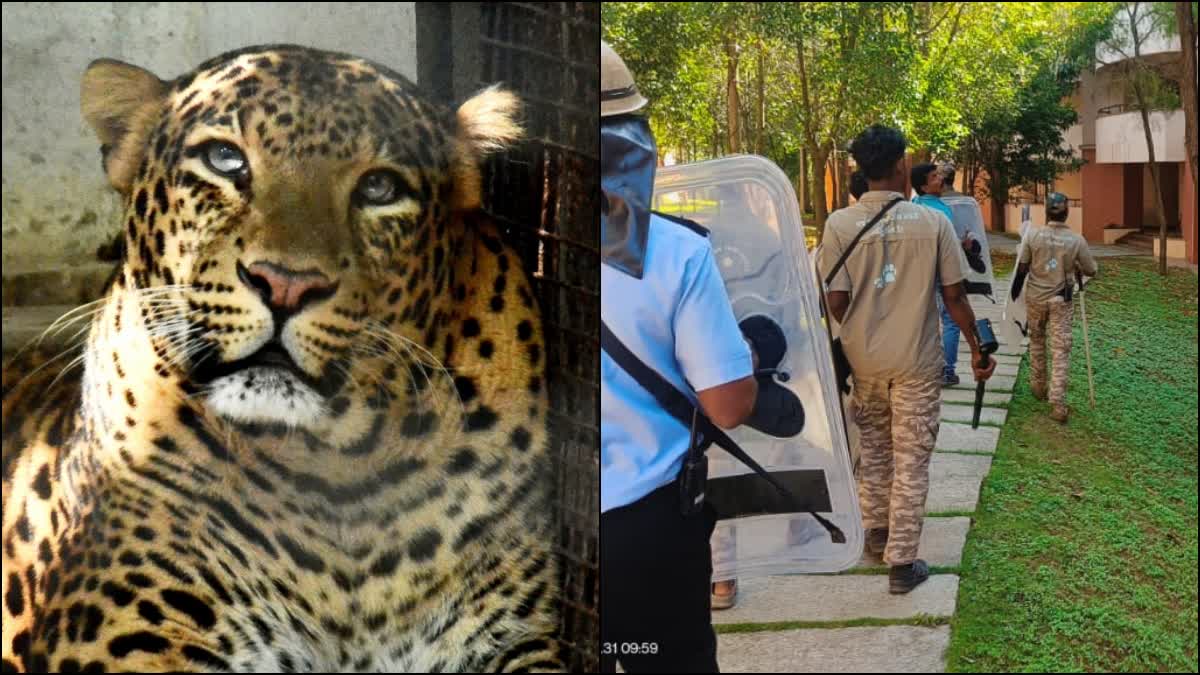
[1011,263,1028,301]
[739,316,805,438]
[964,238,987,274]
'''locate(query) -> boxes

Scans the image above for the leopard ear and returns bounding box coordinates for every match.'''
[81,58,168,195]
[450,85,523,211]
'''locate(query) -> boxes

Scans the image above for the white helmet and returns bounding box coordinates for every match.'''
[601,41,648,117]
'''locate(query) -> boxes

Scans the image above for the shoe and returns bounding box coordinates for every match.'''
[865,528,888,557]
[1031,382,1047,401]
[711,579,737,610]
[942,371,960,387]
[889,559,930,594]
[1050,404,1068,424]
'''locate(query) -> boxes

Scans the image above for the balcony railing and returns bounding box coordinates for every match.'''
[1098,103,1137,117]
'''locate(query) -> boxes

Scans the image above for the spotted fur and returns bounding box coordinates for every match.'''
[2,45,559,672]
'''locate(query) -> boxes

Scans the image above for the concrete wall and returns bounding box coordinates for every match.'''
[1141,162,1180,228]
[1096,109,1187,164]
[1182,160,1197,264]
[2,2,417,277]
[1005,202,1084,237]
[1080,148,1128,241]
[1096,7,1182,66]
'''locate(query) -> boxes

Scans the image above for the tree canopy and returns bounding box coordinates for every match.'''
[603,2,1116,230]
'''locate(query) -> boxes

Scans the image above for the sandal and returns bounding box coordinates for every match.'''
[711,579,738,610]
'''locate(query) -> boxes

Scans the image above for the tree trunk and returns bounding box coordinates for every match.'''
[1136,96,1171,273]
[828,155,840,212]
[985,165,1007,233]
[755,40,765,155]
[811,145,830,235]
[1120,3,1172,273]
[1177,2,1199,205]
[838,154,851,209]
[725,36,741,155]
[801,147,811,214]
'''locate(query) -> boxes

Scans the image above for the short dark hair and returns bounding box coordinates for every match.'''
[910,163,938,196]
[849,125,907,181]
[849,170,869,200]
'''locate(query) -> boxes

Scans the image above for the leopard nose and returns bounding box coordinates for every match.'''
[237,260,339,316]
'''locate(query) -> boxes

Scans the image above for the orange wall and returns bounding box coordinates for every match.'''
[1182,160,1197,264]
[1080,147,1129,242]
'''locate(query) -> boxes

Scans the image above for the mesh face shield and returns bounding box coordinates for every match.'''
[601,116,657,279]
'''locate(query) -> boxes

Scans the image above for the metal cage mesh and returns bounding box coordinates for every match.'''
[477,2,598,671]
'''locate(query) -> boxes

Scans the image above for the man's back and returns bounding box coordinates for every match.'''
[601,213,752,513]
[820,192,968,380]
[1022,222,1098,304]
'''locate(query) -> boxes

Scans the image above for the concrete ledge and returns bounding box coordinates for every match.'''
[954,353,1021,367]
[3,263,113,307]
[2,305,82,354]
[935,422,1001,453]
[940,404,1007,426]
[959,344,1025,357]
[718,625,951,672]
[941,388,1012,406]
[855,517,970,570]
[927,453,992,512]
[1103,228,1139,245]
[1152,237,1187,259]
[712,575,959,625]
[947,374,1016,392]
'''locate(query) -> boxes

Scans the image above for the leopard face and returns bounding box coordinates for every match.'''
[83,44,527,435]
[1,44,559,673]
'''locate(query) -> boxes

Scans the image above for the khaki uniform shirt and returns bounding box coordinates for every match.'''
[820,191,970,380]
[1019,221,1098,305]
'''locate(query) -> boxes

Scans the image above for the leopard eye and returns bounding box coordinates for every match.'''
[355,170,405,206]
[203,141,248,176]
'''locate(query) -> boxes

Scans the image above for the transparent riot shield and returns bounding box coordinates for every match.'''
[999,210,1038,347]
[653,155,864,577]
[941,193,998,299]
[1000,209,1094,347]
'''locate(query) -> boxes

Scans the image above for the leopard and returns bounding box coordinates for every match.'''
[1,44,561,672]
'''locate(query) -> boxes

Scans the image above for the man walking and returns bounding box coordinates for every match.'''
[821,126,996,593]
[600,41,760,672]
[1010,193,1098,423]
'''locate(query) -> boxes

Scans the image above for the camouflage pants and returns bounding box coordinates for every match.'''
[852,375,941,566]
[1027,298,1073,406]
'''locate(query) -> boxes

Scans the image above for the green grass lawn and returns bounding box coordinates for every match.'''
[946,257,1199,672]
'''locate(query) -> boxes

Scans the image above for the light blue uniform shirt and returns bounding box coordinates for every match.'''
[913,194,955,230]
[914,193,957,290]
[601,213,754,514]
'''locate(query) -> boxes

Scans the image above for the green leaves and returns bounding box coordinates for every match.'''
[603,2,1115,212]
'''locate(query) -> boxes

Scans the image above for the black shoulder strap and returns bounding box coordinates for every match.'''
[601,319,844,542]
[651,210,709,237]
[824,197,903,287]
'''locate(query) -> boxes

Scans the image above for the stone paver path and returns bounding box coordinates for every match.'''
[715,280,1020,672]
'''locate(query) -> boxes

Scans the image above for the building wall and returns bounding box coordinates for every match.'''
[1096,109,1188,164]
[1054,168,1084,202]
[1080,148,1129,241]
[1,3,418,276]
[1141,163,1181,228]
[1004,202,1084,235]
[1182,160,1198,263]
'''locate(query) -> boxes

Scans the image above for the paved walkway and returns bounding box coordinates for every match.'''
[713,280,1019,672]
